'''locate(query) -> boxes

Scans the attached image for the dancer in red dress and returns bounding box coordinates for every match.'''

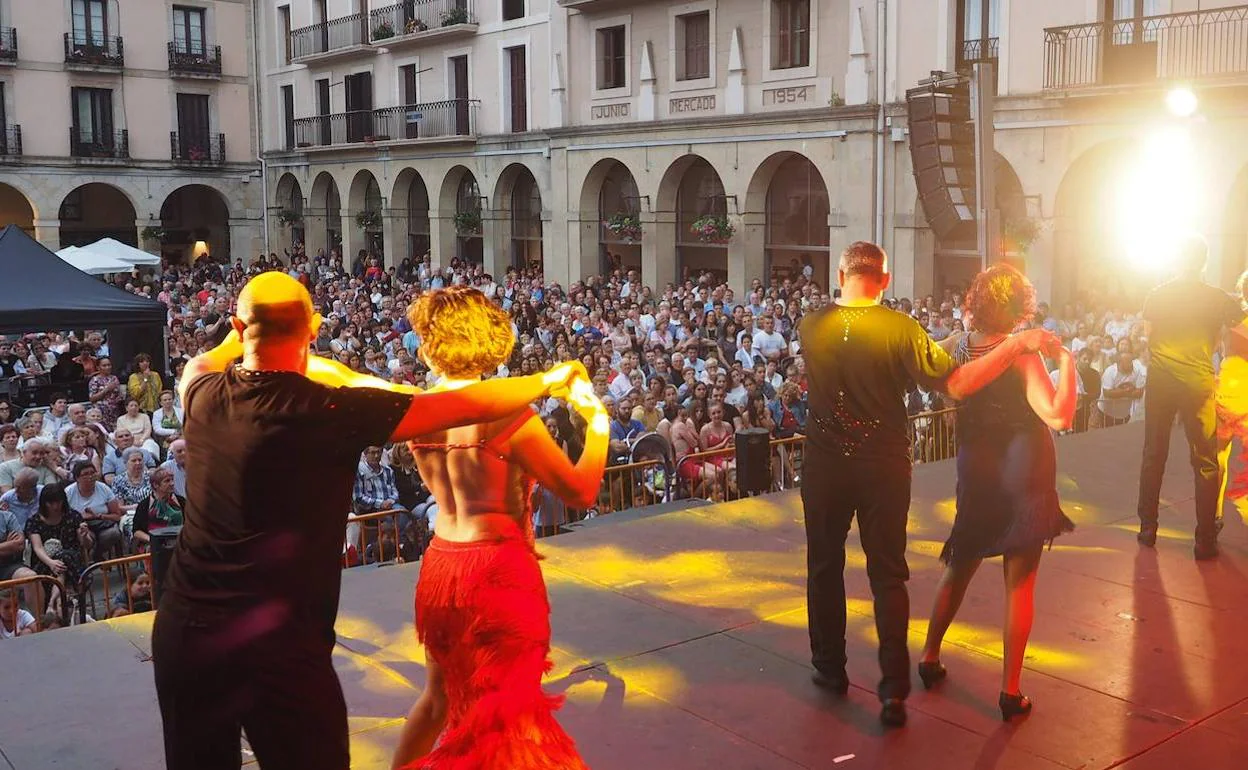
[390,287,609,770]
[1217,272,1248,519]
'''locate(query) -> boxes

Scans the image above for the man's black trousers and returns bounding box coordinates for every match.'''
[152,594,350,770]
[1137,371,1221,544]
[801,449,912,701]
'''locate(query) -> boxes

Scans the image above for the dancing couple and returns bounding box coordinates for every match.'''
[800,242,1072,727]
[154,273,605,770]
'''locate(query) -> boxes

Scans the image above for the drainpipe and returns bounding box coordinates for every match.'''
[873,0,887,248]
[253,0,271,258]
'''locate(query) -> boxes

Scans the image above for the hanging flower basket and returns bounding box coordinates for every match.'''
[453,209,482,235]
[277,209,303,227]
[441,7,469,26]
[1000,217,1043,255]
[356,210,382,230]
[140,226,166,243]
[603,212,642,242]
[373,21,396,40]
[690,215,735,244]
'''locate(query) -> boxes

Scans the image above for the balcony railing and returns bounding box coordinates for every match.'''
[368,0,476,42]
[960,37,999,65]
[292,99,479,148]
[171,131,226,166]
[1044,4,1248,89]
[0,27,16,62]
[168,42,222,76]
[70,129,129,159]
[0,125,21,157]
[290,13,368,59]
[64,33,124,67]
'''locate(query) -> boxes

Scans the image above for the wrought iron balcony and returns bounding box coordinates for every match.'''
[368,0,477,46]
[292,99,479,148]
[64,33,124,68]
[168,42,222,77]
[290,12,369,61]
[70,129,129,159]
[1044,4,1248,89]
[0,27,17,63]
[171,132,226,166]
[959,37,999,67]
[0,125,21,157]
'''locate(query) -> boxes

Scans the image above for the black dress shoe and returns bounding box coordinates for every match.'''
[880,698,907,727]
[811,669,849,694]
[1137,525,1158,547]
[999,692,1033,721]
[918,660,948,690]
[1194,540,1219,561]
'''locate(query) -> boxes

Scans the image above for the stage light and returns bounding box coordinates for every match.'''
[1166,87,1198,118]
[192,240,210,259]
[1115,127,1203,272]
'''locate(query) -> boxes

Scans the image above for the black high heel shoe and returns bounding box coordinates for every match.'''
[999,692,1033,721]
[918,661,947,689]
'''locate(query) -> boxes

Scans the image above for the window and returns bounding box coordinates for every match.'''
[343,72,373,142]
[597,25,626,90]
[507,46,527,133]
[71,0,108,44]
[771,0,810,69]
[450,55,470,135]
[315,77,331,144]
[278,5,292,64]
[173,6,207,55]
[400,64,419,137]
[676,12,710,81]
[281,85,294,150]
[71,87,114,145]
[175,93,211,159]
[502,0,525,22]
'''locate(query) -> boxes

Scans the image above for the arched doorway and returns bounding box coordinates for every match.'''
[0,183,35,236]
[1223,165,1248,290]
[393,168,430,263]
[596,161,641,276]
[274,173,305,249]
[1054,140,1143,304]
[765,154,831,290]
[160,185,231,264]
[349,169,384,256]
[455,171,483,266]
[59,183,137,247]
[310,172,342,253]
[932,153,1029,294]
[505,166,542,272]
[673,157,728,284]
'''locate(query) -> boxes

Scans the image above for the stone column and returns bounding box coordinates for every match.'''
[482,209,505,278]
[574,211,600,286]
[341,211,364,262]
[228,217,262,263]
[643,210,677,291]
[429,210,454,270]
[381,209,405,269]
[34,219,61,251]
[306,212,327,258]
[730,212,765,298]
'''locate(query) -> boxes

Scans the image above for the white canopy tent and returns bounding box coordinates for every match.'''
[77,237,162,267]
[55,245,136,275]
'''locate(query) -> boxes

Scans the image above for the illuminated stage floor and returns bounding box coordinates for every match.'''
[2,422,1247,769]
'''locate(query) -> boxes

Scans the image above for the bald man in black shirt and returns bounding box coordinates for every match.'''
[1136,236,1247,560]
[152,273,584,770]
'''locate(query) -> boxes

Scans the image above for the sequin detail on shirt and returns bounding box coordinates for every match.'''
[839,307,870,342]
[812,390,884,458]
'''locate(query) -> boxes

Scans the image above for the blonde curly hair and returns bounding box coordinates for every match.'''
[406,286,514,379]
[964,263,1036,334]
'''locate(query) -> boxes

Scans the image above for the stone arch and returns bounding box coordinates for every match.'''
[747,152,832,291]
[274,173,304,212]
[348,168,382,214]
[658,155,730,283]
[655,153,725,214]
[438,165,482,265]
[58,182,139,248]
[159,184,231,264]
[392,167,431,263]
[492,163,544,272]
[347,169,383,254]
[0,182,37,235]
[1053,139,1141,304]
[309,171,343,252]
[582,158,642,276]
[437,164,478,212]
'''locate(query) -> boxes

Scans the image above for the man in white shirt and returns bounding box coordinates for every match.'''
[752,317,788,362]
[609,356,641,401]
[160,439,189,498]
[1100,351,1147,426]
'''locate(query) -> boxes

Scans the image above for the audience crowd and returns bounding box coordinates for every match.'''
[0,244,1161,637]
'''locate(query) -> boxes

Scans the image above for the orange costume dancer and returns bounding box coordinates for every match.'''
[389,287,608,770]
[1217,273,1248,517]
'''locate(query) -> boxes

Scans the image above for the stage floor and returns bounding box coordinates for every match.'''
[1,422,1246,770]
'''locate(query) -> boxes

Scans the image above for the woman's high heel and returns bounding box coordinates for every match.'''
[918,661,948,690]
[999,692,1033,721]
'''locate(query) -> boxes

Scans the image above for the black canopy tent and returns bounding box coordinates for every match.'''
[0,225,168,400]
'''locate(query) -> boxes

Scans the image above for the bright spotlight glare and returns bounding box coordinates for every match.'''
[1116,127,1201,271]
[1166,87,1198,118]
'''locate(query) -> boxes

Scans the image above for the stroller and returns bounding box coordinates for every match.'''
[627,432,677,506]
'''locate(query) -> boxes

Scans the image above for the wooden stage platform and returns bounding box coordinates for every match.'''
[1,422,1246,769]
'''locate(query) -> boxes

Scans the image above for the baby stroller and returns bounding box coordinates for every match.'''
[628,432,676,506]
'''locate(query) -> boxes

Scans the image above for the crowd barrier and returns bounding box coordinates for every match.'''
[0,574,71,632]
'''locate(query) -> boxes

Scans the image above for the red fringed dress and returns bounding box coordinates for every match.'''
[1217,322,1248,507]
[403,425,588,770]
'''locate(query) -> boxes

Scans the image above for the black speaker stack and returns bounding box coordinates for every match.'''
[906,81,977,243]
[735,428,772,496]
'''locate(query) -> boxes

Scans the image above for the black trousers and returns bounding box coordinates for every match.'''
[152,594,350,770]
[1137,372,1221,543]
[801,449,912,701]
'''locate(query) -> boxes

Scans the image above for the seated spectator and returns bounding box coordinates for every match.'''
[630,391,662,433]
[389,442,435,545]
[1,497,39,610]
[60,427,102,475]
[769,382,807,439]
[150,390,184,449]
[39,396,71,442]
[25,484,92,614]
[0,423,18,464]
[0,587,37,638]
[15,413,42,450]
[736,392,776,435]
[54,402,91,444]
[1100,351,1146,427]
[114,398,160,457]
[159,439,188,498]
[0,467,41,529]
[348,446,412,562]
[102,428,157,485]
[131,466,184,551]
[110,447,153,520]
[64,461,124,559]
[0,439,66,493]
[108,571,153,618]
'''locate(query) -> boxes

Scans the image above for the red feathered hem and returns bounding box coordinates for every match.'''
[404,523,588,770]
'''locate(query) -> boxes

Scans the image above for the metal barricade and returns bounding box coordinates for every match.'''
[597,458,664,515]
[0,574,70,632]
[344,508,413,568]
[909,406,960,464]
[77,553,152,623]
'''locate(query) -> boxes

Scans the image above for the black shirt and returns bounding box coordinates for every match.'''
[164,367,409,632]
[1143,279,1246,390]
[799,304,956,462]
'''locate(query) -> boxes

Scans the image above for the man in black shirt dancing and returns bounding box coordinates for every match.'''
[152,272,584,770]
[799,242,1055,727]
[1136,236,1246,560]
